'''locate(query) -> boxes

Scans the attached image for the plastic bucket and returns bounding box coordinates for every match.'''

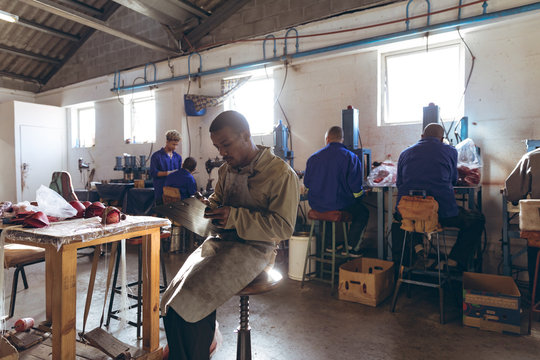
[288,232,315,281]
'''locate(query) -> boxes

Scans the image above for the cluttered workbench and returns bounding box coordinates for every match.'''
[1,215,170,359]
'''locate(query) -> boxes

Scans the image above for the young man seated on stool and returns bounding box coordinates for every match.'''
[392,123,485,271]
[304,126,369,257]
[164,156,198,199]
[160,111,300,360]
[505,145,540,302]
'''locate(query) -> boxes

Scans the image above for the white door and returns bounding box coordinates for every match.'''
[20,125,64,201]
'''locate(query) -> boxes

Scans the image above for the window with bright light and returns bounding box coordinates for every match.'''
[225,77,274,135]
[124,91,156,144]
[381,43,464,125]
[71,106,95,148]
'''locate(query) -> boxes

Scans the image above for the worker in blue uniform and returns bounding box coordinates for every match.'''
[304,126,369,256]
[164,157,198,199]
[150,130,182,204]
[393,123,485,271]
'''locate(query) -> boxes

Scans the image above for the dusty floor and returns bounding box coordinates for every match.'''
[4,244,540,360]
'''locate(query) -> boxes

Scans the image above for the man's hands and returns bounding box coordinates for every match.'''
[204,206,231,228]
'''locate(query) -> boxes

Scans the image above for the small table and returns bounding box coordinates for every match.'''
[2,216,170,359]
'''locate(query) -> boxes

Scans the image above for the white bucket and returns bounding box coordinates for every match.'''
[288,232,315,281]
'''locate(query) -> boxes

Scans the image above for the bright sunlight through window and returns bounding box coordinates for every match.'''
[71,106,95,148]
[124,91,156,144]
[382,43,464,125]
[225,77,274,135]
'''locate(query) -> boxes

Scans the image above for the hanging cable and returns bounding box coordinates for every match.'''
[185,80,193,157]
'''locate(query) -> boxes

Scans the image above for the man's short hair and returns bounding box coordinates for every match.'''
[326,126,343,141]
[166,130,181,142]
[422,123,444,139]
[209,110,250,134]
[182,157,197,172]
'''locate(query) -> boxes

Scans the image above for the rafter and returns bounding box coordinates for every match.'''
[18,0,181,55]
[0,70,41,84]
[17,17,80,42]
[183,0,250,50]
[171,0,210,19]
[53,0,103,17]
[0,44,61,65]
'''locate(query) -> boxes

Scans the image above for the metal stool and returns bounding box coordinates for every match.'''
[522,230,540,334]
[390,225,450,324]
[106,231,169,338]
[301,209,352,292]
[236,269,282,360]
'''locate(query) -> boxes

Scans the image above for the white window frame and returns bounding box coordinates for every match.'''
[224,75,275,136]
[380,42,465,126]
[124,91,156,144]
[70,105,95,148]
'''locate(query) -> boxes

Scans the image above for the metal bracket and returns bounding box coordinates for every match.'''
[188,52,202,80]
[263,34,277,60]
[405,0,431,31]
[113,70,121,92]
[284,28,299,56]
[143,63,157,83]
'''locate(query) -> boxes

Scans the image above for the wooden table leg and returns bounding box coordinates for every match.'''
[142,229,161,352]
[51,247,77,359]
[45,246,54,322]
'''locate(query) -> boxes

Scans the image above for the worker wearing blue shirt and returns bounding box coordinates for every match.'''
[394,123,485,270]
[150,130,182,204]
[164,157,198,199]
[304,126,369,256]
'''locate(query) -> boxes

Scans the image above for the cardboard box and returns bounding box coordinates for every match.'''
[338,257,394,307]
[462,272,521,335]
[519,199,540,231]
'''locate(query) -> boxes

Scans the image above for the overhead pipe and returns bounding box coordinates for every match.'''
[112,2,540,93]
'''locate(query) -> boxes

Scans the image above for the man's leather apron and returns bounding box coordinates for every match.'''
[161,157,276,323]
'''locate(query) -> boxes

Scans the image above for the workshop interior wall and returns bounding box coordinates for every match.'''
[0,1,538,272]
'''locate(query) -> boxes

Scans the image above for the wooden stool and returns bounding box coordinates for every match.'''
[106,231,170,338]
[4,244,45,318]
[522,231,540,334]
[390,225,450,324]
[301,210,352,291]
[236,269,282,360]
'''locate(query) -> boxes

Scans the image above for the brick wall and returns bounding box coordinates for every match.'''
[42,0,398,91]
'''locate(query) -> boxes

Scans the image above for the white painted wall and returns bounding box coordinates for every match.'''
[0,101,66,202]
[0,0,538,271]
[0,102,16,201]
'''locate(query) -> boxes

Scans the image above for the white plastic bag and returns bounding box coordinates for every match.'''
[36,185,77,218]
[455,138,482,186]
[367,161,397,187]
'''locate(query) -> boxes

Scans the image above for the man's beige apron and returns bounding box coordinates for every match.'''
[161,157,276,323]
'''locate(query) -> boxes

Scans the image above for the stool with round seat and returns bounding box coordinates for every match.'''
[105,231,170,338]
[236,268,282,360]
[301,209,352,291]
[522,230,540,334]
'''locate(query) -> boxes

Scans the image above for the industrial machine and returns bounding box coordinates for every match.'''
[273,119,294,168]
[114,154,149,181]
[204,157,225,195]
[342,106,371,178]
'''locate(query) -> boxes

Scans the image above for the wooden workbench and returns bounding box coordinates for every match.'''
[2,216,170,359]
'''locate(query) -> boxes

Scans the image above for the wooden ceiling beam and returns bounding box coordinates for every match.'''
[19,0,181,55]
[0,70,41,84]
[17,17,80,42]
[0,44,61,65]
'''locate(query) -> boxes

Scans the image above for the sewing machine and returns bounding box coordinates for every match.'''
[204,157,225,195]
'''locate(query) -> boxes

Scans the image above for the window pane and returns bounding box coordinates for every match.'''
[384,44,463,124]
[225,78,274,135]
[77,107,95,147]
[124,94,156,144]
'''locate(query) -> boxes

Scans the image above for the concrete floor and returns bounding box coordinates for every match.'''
[5,244,540,359]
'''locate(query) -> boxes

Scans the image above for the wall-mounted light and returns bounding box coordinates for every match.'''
[0,10,18,23]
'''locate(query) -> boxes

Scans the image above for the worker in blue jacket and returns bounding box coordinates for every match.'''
[304,126,369,256]
[150,130,182,204]
[164,157,198,199]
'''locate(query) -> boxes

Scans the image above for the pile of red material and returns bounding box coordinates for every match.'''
[457,165,481,186]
